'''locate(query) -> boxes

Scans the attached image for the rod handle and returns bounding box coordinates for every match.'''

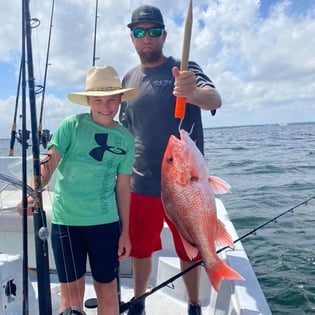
[174,96,187,119]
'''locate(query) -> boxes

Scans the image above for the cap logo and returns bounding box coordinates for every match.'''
[138,9,153,20]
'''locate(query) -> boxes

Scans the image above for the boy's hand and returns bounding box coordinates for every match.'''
[118,233,131,261]
[17,195,35,216]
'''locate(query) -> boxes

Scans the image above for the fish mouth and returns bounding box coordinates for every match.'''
[179,129,190,142]
[169,133,181,143]
[168,134,185,151]
[168,129,190,142]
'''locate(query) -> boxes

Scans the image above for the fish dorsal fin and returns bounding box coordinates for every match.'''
[215,219,234,249]
[208,176,231,194]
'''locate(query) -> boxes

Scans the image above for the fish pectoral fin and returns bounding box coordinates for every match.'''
[179,234,199,260]
[208,176,231,194]
[215,219,235,249]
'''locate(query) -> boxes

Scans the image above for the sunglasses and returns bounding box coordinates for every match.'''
[132,27,164,39]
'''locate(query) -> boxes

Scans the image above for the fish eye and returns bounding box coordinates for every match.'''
[190,176,199,181]
[166,156,173,164]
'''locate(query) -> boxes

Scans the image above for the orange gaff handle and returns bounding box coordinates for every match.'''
[174,96,187,119]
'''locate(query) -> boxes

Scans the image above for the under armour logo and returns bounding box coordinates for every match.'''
[89,133,126,162]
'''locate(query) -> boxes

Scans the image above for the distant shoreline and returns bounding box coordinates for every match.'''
[204,120,315,130]
[1,121,314,140]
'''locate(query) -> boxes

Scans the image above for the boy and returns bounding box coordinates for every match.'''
[25,66,138,315]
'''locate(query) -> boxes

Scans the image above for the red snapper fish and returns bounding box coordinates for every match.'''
[161,129,243,291]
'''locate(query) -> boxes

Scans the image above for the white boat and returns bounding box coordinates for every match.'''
[0,156,272,315]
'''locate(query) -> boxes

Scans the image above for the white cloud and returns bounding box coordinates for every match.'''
[0,0,314,138]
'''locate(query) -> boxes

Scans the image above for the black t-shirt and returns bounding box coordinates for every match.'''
[119,56,215,196]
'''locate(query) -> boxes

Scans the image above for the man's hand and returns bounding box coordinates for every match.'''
[172,66,196,99]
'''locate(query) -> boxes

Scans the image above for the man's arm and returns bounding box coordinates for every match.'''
[172,66,222,110]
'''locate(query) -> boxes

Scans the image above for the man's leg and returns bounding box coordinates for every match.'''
[128,194,164,314]
[181,260,202,314]
[180,260,201,305]
[133,257,152,297]
[164,214,203,314]
[127,257,152,315]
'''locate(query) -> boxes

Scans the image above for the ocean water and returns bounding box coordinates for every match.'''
[1,122,315,314]
[203,122,315,315]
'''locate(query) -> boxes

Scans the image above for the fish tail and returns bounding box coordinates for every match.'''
[206,260,244,292]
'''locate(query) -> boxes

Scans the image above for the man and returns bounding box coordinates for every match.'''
[119,5,222,315]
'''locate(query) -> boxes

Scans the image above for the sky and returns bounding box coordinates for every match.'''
[0,0,314,139]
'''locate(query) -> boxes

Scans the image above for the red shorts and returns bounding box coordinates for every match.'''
[129,192,201,262]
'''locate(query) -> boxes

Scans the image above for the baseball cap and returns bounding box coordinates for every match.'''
[127,5,165,29]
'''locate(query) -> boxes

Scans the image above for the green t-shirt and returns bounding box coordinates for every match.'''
[48,113,135,226]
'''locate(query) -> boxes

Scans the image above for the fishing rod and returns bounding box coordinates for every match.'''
[84,3,124,312]
[8,60,23,156]
[92,0,99,66]
[174,0,192,120]
[23,0,52,314]
[9,17,42,157]
[9,2,53,156]
[21,1,29,311]
[38,0,55,149]
[117,195,315,313]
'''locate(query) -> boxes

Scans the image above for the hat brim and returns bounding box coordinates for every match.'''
[67,88,139,106]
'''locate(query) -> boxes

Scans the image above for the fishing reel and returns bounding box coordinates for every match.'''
[61,307,86,315]
[15,129,52,149]
[16,129,31,147]
[40,128,52,149]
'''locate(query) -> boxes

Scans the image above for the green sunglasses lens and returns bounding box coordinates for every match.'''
[132,27,164,39]
[149,28,163,37]
[133,28,146,38]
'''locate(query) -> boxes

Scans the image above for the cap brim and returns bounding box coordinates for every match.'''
[127,21,165,29]
[67,88,139,106]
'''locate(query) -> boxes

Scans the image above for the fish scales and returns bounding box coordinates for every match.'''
[161,129,244,291]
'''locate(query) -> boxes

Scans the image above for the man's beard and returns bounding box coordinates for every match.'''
[138,47,163,64]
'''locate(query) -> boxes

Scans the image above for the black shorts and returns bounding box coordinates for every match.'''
[51,222,120,283]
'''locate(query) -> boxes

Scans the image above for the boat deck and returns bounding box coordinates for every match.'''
[0,157,272,314]
[1,197,272,315]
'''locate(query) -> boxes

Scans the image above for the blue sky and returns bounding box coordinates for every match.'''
[260,0,315,17]
[0,0,314,138]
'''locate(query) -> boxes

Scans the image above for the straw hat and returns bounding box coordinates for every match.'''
[67,66,139,106]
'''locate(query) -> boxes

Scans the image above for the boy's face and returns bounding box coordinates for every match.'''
[88,94,122,127]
